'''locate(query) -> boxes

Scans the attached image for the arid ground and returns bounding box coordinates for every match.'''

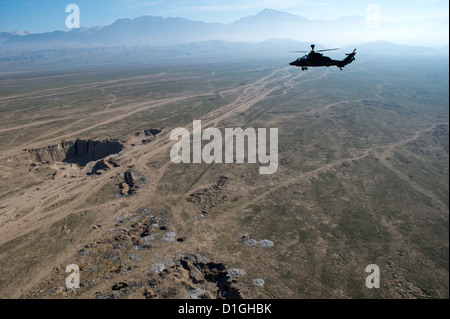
[0,57,448,299]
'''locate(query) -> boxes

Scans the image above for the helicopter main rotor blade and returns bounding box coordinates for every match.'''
[290,47,341,53]
[316,48,340,52]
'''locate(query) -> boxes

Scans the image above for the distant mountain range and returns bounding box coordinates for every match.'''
[0,9,448,72]
[1,8,448,50]
[0,38,447,73]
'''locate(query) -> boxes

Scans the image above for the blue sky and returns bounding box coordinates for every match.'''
[0,0,448,33]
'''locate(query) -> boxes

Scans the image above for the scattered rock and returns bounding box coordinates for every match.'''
[239,234,274,248]
[141,234,158,242]
[183,287,215,299]
[198,210,209,219]
[228,268,246,278]
[259,239,274,248]
[77,249,89,259]
[111,282,129,291]
[253,278,265,287]
[136,243,153,250]
[152,263,165,274]
[96,291,122,299]
[106,251,120,261]
[162,232,176,243]
[397,250,407,256]
[127,253,142,262]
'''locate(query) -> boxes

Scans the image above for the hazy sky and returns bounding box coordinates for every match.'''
[0,0,448,33]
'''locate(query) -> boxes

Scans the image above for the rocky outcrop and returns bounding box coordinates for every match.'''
[186,176,229,217]
[146,255,245,299]
[90,159,120,175]
[19,139,124,166]
[119,169,137,196]
[144,128,163,136]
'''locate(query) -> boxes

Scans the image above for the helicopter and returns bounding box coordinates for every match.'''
[289,44,356,71]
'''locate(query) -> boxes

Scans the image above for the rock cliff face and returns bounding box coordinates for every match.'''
[63,140,123,165]
[20,139,123,165]
[23,141,74,163]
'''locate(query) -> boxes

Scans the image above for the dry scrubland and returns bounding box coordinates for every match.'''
[0,57,448,299]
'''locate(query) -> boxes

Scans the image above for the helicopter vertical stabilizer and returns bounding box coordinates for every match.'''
[337,49,357,69]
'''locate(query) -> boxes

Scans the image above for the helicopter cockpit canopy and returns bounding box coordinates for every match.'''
[296,55,307,62]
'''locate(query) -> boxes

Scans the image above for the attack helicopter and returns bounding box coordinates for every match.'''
[289,44,356,71]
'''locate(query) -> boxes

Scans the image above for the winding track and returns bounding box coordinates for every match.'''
[1,66,447,298]
[243,122,449,212]
[3,66,446,244]
[0,67,302,244]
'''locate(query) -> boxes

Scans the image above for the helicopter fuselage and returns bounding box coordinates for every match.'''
[290,50,356,71]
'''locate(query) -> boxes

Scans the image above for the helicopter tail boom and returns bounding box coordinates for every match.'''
[336,49,356,69]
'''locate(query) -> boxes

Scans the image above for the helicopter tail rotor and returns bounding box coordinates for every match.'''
[337,49,357,69]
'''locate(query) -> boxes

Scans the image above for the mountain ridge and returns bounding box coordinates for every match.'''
[1,8,448,50]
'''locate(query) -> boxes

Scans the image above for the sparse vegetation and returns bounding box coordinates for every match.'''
[0,57,448,299]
